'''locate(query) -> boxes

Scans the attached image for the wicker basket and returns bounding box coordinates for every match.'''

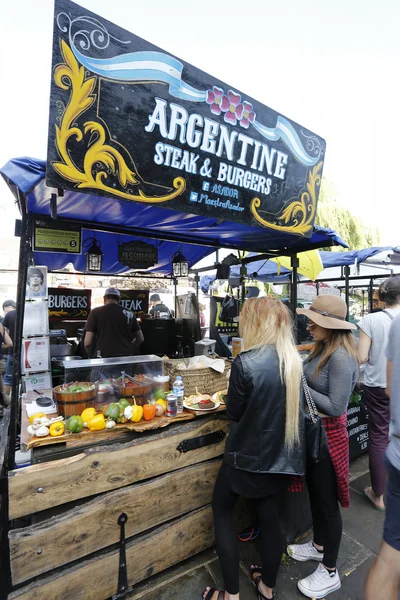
[163,359,230,396]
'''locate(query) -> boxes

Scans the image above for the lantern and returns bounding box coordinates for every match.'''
[84,238,103,272]
[172,247,189,278]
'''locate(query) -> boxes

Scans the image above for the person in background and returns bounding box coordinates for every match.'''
[199,303,207,338]
[84,288,144,358]
[365,313,400,599]
[2,300,17,397]
[358,276,400,511]
[149,294,172,319]
[287,295,358,599]
[202,297,305,600]
[0,319,13,415]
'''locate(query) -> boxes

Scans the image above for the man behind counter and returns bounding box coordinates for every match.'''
[149,293,172,319]
[84,288,144,358]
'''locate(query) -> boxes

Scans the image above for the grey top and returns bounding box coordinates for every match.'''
[358,307,400,387]
[304,347,358,417]
[386,314,400,469]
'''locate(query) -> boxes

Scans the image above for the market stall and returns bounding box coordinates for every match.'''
[0,0,350,597]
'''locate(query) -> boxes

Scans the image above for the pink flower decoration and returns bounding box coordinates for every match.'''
[239,101,256,129]
[222,90,244,126]
[206,86,229,116]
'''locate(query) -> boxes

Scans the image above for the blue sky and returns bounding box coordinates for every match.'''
[1,0,399,243]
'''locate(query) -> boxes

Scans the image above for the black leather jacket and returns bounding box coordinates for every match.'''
[224,345,305,475]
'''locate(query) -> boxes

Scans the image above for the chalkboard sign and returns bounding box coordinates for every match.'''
[347,394,369,461]
[46,0,325,238]
[119,290,149,315]
[48,288,91,320]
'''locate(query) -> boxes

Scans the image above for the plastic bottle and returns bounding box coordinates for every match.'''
[173,375,184,414]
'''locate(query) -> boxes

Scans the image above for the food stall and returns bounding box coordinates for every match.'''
[0,0,349,597]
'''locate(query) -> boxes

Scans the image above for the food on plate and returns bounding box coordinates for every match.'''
[198,399,216,410]
[81,407,97,427]
[66,415,84,433]
[184,387,213,409]
[29,412,46,424]
[49,422,65,437]
[212,390,228,404]
[87,414,106,431]
[143,403,157,421]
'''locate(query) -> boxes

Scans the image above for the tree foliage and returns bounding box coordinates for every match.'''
[315,178,381,250]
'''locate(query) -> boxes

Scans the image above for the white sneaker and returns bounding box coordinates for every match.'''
[297,563,341,598]
[287,540,323,562]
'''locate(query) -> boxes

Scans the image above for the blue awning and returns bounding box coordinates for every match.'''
[1,157,348,275]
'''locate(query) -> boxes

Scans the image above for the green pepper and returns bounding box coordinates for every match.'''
[66,415,84,433]
[104,402,121,421]
[118,398,131,410]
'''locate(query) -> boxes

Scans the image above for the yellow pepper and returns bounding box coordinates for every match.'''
[29,412,46,425]
[81,407,97,426]
[130,404,143,423]
[49,421,65,437]
[87,413,106,431]
[155,399,167,410]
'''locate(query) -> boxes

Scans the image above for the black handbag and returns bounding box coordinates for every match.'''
[302,373,329,463]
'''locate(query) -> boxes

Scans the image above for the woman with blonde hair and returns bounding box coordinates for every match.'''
[288,295,358,599]
[203,297,305,600]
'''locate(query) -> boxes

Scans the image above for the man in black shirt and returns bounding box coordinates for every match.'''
[2,300,16,395]
[84,288,144,358]
[149,294,172,319]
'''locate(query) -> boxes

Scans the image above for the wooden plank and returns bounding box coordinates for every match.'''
[9,460,220,585]
[9,417,228,519]
[8,505,216,600]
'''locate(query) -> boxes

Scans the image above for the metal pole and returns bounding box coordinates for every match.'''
[173,277,178,317]
[240,262,246,307]
[316,282,320,296]
[290,256,299,342]
[9,212,30,470]
[369,279,374,312]
[344,265,351,320]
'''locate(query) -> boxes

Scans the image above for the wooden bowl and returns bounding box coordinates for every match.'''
[115,378,153,406]
[53,383,97,418]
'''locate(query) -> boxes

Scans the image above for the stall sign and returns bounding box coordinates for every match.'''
[347,395,369,461]
[34,219,81,254]
[48,288,91,320]
[119,290,149,315]
[118,242,158,269]
[46,0,326,238]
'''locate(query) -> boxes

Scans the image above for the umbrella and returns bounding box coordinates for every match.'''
[270,250,323,281]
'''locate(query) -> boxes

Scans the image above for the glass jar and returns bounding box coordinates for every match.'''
[153,375,170,397]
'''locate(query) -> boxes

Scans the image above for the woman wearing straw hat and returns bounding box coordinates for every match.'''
[287,295,358,599]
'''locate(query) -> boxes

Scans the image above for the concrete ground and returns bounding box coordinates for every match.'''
[128,454,399,600]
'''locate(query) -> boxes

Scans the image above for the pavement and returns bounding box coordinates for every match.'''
[128,454,399,600]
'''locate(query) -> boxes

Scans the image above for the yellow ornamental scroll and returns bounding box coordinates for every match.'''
[250,161,323,236]
[52,40,185,203]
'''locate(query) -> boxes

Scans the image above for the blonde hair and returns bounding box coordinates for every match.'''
[309,329,358,377]
[239,297,302,450]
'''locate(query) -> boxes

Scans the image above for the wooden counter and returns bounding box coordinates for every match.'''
[8,414,234,598]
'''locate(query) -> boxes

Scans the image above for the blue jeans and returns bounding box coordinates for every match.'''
[383,455,400,551]
[3,353,13,386]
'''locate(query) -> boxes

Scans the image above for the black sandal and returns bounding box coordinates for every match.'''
[202,588,225,600]
[250,566,274,600]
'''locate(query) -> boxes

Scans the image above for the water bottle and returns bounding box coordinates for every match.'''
[173,375,184,414]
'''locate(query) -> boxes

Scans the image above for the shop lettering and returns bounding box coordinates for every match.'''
[48,295,88,309]
[121,251,157,263]
[120,300,143,311]
[145,98,288,181]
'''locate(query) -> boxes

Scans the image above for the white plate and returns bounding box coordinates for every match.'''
[183,400,221,412]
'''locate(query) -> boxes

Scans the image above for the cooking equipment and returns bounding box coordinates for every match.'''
[33,389,54,407]
[49,329,74,358]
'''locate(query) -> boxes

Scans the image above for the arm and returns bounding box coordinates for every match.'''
[308,351,356,417]
[226,357,247,422]
[132,328,144,351]
[386,360,392,397]
[84,331,95,358]
[1,325,12,350]
[357,330,372,365]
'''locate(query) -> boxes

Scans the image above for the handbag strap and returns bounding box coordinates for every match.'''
[302,373,319,424]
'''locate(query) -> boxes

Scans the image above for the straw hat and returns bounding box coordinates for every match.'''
[296,295,356,330]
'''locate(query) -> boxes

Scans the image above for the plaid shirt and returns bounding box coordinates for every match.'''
[289,413,350,508]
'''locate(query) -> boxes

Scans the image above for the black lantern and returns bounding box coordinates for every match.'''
[172,247,189,277]
[84,238,103,272]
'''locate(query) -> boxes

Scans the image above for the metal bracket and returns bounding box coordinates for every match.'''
[176,430,226,453]
[111,513,133,600]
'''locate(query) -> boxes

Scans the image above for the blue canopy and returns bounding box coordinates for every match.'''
[200,248,394,292]
[1,157,348,275]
